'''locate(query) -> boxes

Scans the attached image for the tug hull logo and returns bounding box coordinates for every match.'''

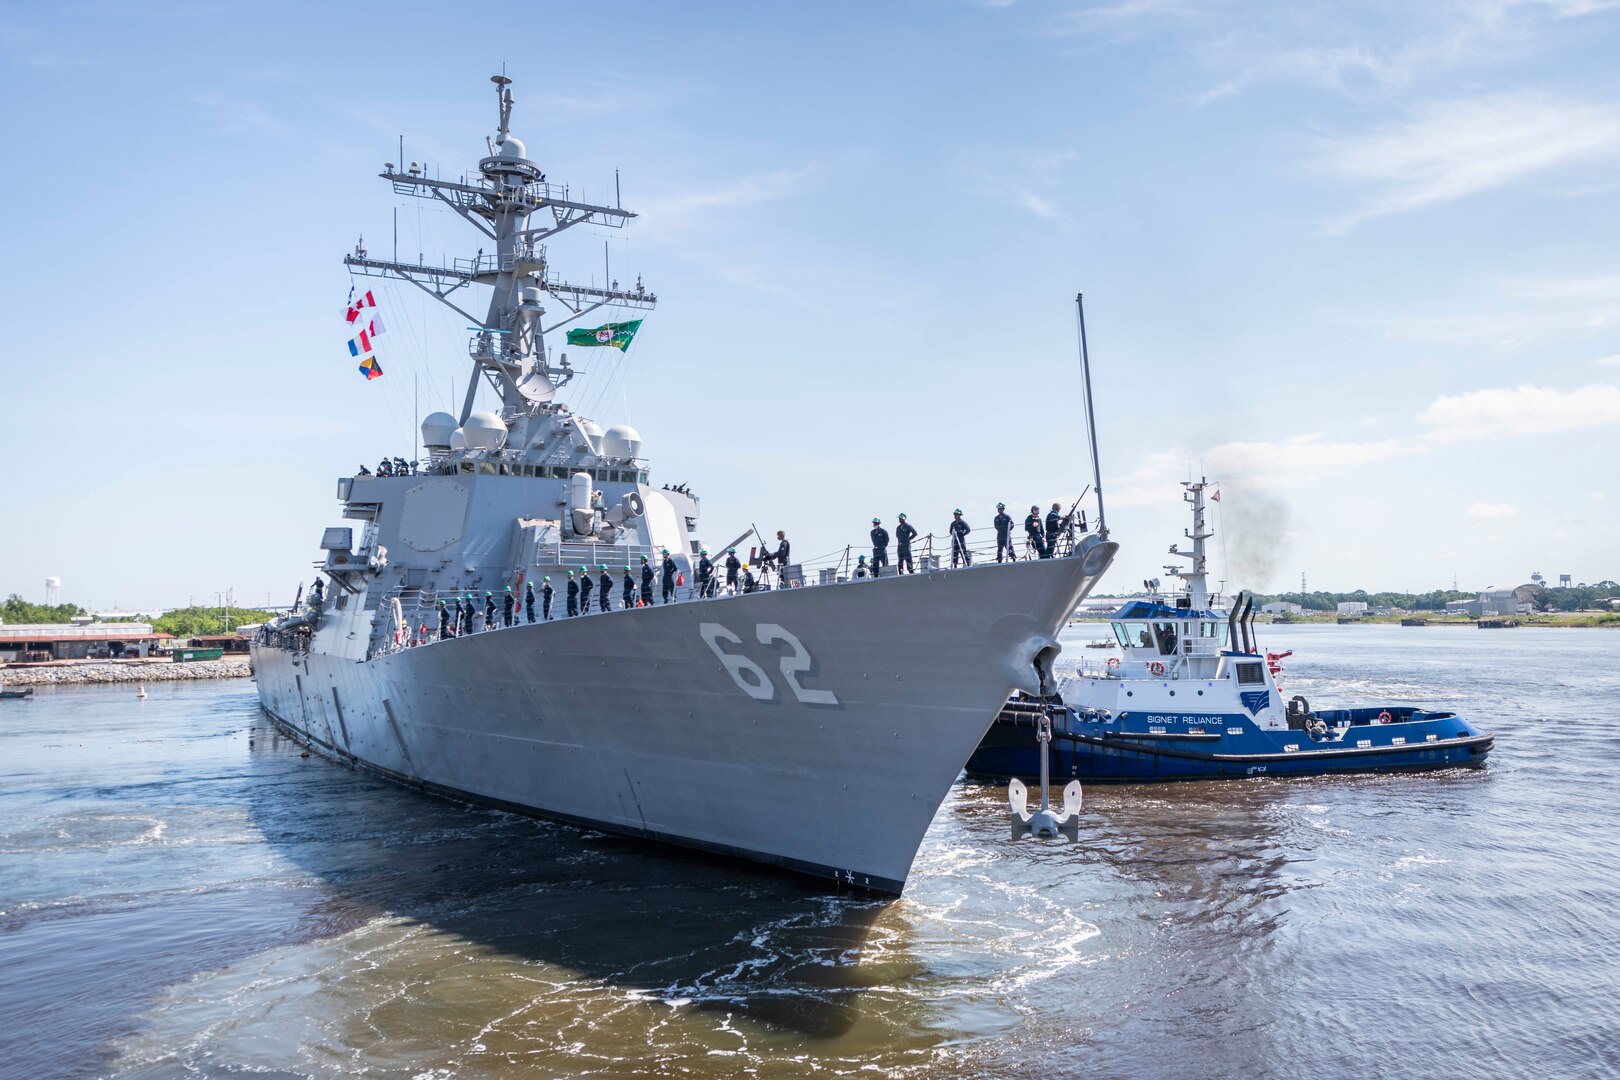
[1240,690,1271,715]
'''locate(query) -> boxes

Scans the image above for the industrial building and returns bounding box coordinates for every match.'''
[0,623,172,662]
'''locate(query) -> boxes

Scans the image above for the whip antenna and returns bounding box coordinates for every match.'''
[1075,292,1107,539]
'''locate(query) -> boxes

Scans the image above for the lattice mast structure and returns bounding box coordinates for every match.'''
[344,75,656,428]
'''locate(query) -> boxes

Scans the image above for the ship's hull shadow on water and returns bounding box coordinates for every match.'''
[242,716,928,1042]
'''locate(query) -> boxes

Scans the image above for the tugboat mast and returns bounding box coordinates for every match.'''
[343,75,656,425]
[1166,478,1214,610]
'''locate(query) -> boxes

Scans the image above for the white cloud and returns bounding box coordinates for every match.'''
[1014,189,1060,219]
[1313,93,1620,233]
[1468,502,1520,518]
[637,168,809,230]
[1419,383,1620,440]
[1594,354,1620,367]
[1380,273,1620,348]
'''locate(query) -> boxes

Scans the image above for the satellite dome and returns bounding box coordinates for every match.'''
[449,429,467,450]
[577,418,603,452]
[496,134,527,159]
[420,411,457,449]
[601,423,643,459]
[462,411,508,450]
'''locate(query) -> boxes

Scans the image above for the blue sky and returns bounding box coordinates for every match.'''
[2,0,1618,610]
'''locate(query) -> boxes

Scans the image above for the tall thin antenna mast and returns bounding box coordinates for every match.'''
[1075,293,1107,539]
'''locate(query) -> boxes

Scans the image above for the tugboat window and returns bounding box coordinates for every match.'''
[1153,622,1178,655]
[1115,622,1152,649]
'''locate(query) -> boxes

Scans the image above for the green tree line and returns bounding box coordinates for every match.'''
[2,594,87,623]
[152,606,277,637]
[1254,582,1618,613]
[3,594,276,637]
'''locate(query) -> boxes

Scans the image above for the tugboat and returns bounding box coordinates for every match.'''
[967,479,1493,782]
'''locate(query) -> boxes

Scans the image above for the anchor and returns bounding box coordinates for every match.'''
[1009,707,1082,840]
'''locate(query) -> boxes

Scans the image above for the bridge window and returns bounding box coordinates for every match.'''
[1114,621,1153,649]
[1152,622,1179,656]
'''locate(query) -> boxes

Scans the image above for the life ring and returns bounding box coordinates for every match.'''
[1148,661,1165,676]
[1106,657,1120,669]
[1377,710,1393,724]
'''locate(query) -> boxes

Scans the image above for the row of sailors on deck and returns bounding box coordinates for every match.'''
[862,503,1086,575]
[357,458,418,477]
[428,545,787,639]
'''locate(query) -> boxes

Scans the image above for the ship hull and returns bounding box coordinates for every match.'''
[252,542,1115,893]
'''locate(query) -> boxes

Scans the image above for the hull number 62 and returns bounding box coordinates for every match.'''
[699,622,840,706]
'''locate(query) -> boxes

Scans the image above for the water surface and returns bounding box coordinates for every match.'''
[2,624,1617,1078]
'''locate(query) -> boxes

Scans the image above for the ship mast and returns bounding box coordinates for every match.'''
[343,75,656,425]
[1166,478,1214,610]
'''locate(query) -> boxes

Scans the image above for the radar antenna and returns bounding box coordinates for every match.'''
[343,75,656,424]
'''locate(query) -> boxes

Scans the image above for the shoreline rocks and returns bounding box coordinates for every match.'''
[0,658,253,687]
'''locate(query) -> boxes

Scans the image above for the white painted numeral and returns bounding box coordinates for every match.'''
[699,623,776,701]
[756,623,840,706]
[700,621,841,707]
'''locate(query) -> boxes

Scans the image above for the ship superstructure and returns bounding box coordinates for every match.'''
[253,77,1119,892]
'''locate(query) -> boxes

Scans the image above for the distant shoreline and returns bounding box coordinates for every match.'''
[1070,612,1619,628]
[0,657,253,687]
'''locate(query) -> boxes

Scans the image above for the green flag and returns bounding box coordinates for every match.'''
[565,320,643,351]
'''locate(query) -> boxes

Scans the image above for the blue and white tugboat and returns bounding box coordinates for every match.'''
[967,479,1494,782]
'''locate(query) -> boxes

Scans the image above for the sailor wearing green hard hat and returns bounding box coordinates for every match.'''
[598,565,613,613]
[502,584,515,627]
[661,548,678,604]
[621,565,635,609]
[994,503,1017,563]
[483,591,497,631]
[896,513,917,574]
[697,548,716,598]
[639,556,655,606]
[949,509,972,568]
[724,547,742,592]
[565,569,580,617]
[579,566,594,613]
[869,517,890,578]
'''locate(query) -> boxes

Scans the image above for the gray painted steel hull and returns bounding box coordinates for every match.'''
[252,543,1115,892]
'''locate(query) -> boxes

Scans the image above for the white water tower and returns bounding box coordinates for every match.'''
[45,577,61,605]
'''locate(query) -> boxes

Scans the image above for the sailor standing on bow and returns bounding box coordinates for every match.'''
[438,600,451,640]
[484,591,497,630]
[1024,505,1046,559]
[895,513,917,573]
[640,556,655,606]
[622,566,635,609]
[1045,502,1064,559]
[869,518,889,578]
[696,549,715,598]
[579,567,594,614]
[993,503,1017,562]
[949,510,972,568]
[524,581,536,624]
[661,549,677,604]
[542,576,554,620]
[566,571,579,617]
[502,586,515,627]
[598,566,613,612]
[724,549,741,593]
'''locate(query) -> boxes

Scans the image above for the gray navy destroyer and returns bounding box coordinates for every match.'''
[252,76,1118,893]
